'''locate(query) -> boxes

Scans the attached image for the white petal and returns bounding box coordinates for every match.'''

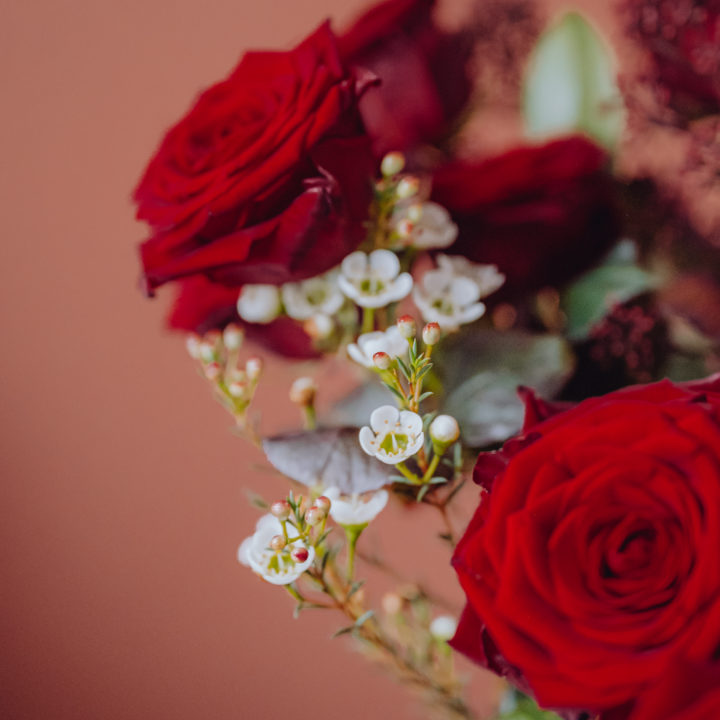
[347,343,372,367]
[456,302,486,325]
[369,249,400,280]
[404,432,425,458]
[450,277,482,306]
[384,326,410,357]
[421,268,451,296]
[337,274,361,301]
[359,426,378,455]
[370,405,400,432]
[281,282,312,320]
[398,410,423,435]
[357,331,386,355]
[237,537,253,566]
[387,273,414,303]
[341,251,369,279]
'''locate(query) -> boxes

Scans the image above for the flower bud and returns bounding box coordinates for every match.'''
[269,534,286,552]
[396,218,413,238]
[396,176,419,200]
[429,615,457,641]
[203,362,221,382]
[198,341,217,363]
[429,414,460,449]
[228,381,247,398]
[422,322,441,346]
[291,546,309,564]
[381,592,403,615]
[289,377,316,407]
[407,203,423,224]
[270,500,291,521]
[372,351,392,371]
[185,334,202,359]
[303,313,334,340]
[245,356,263,382]
[236,284,281,324]
[396,315,417,339]
[381,151,405,177]
[314,496,331,515]
[222,323,244,351]
[305,507,324,527]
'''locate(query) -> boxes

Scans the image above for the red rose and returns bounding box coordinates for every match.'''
[168,276,319,359]
[432,136,620,295]
[451,376,720,715]
[604,659,720,720]
[625,0,720,119]
[338,0,472,156]
[135,23,376,293]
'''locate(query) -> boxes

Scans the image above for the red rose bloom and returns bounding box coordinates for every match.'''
[625,0,720,119]
[338,0,472,156]
[451,376,720,715]
[432,136,620,295]
[135,23,376,293]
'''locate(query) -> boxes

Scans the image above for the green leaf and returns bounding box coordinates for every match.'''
[396,356,412,381]
[416,484,432,503]
[523,11,625,150]
[417,391,434,403]
[562,240,659,340]
[354,610,375,628]
[331,625,355,638]
[347,580,365,599]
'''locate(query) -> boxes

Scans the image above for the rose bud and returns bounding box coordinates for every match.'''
[291,547,310,564]
[270,501,291,521]
[289,377,316,407]
[269,535,286,552]
[422,322,441,346]
[396,315,417,339]
[185,334,202,359]
[245,356,263,382]
[396,176,420,200]
[429,414,460,452]
[222,323,244,351]
[314,496,331,515]
[372,351,392,371]
[381,151,405,177]
[305,507,324,527]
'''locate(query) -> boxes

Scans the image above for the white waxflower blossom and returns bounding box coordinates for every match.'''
[281,271,344,322]
[323,487,389,526]
[237,285,282,324]
[393,202,458,249]
[347,326,408,368]
[338,250,413,308]
[429,615,458,641]
[359,405,424,465]
[412,255,504,331]
[237,514,314,586]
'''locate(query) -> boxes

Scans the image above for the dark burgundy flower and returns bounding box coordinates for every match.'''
[432,136,620,296]
[624,0,720,119]
[135,23,376,294]
[168,276,318,359]
[452,376,720,715]
[337,0,473,156]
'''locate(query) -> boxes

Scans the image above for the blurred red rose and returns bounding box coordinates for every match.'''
[432,136,620,295]
[338,0,472,156]
[168,276,318,359]
[451,376,720,715]
[135,23,376,293]
[625,0,720,119]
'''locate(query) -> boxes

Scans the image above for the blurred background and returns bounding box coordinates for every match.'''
[1,0,704,718]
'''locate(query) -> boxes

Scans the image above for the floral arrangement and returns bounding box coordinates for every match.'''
[133,0,720,718]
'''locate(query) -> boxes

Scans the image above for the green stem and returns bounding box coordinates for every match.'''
[285,584,305,603]
[421,452,441,484]
[343,524,367,581]
[361,306,375,334]
[396,461,422,485]
[303,405,316,430]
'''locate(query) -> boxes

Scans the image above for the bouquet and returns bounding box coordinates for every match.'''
[132,0,720,717]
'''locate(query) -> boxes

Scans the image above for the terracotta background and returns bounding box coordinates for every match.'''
[1,1,615,718]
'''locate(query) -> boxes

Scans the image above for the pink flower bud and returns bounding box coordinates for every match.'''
[396,218,413,238]
[198,341,217,363]
[422,322,441,346]
[373,351,392,370]
[269,535,286,552]
[314,496,331,515]
[381,151,405,177]
[291,547,309,564]
[222,323,244,351]
[245,356,263,382]
[303,313,334,340]
[396,176,419,199]
[396,315,417,339]
[270,501,291,521]
[185,334,202,359]
[407,203,423,223]
[204,362,221,381]
[228,381,246,398]
[305,507,324,526]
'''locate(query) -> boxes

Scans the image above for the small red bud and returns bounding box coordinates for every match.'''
[270,501,291,521]
[314,496,331,515]
[291,547,309,563]
[204,362,221,381]
[305,507,324,526]
[373,351,392,370]
[396,315,417,339]
[422,322,441,346]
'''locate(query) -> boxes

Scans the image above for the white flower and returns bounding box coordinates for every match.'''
[281,271,344,321]
[338,250,413,308]
[393,202,458,250]
[347,326,408,368]
[412,255,504,331]
[359,405,424,465]
[237,285,281,324]
[237,514,314,585]
[323,487,389,526]
[429,615,458,641]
